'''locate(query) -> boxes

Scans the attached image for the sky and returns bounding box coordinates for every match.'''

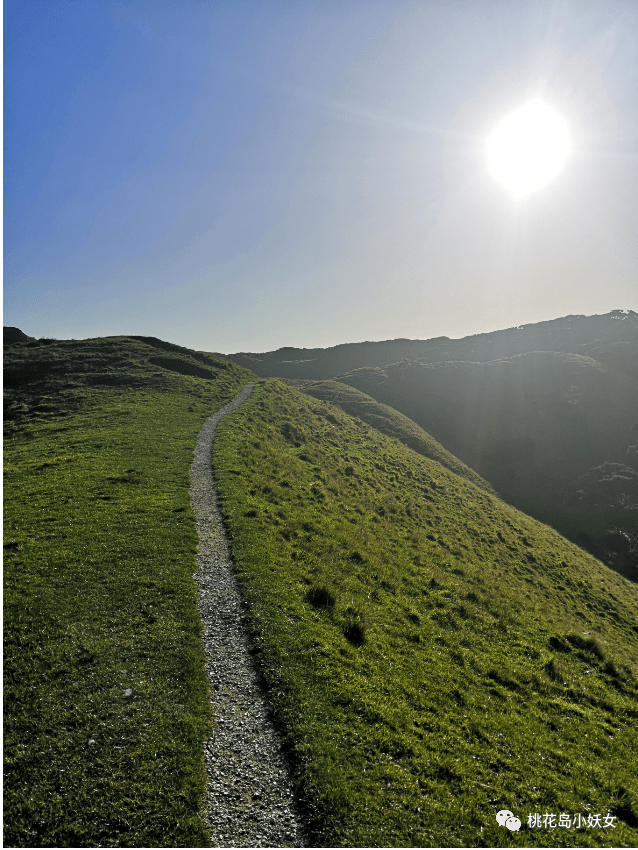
[4,0,638,353]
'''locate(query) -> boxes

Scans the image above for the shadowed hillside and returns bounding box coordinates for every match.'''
[4,326,34,345]
[338,350,638,581]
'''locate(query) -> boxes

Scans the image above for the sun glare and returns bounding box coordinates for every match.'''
[486,98,572,198]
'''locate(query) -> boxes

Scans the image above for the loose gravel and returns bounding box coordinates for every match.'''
[190,383,306,848]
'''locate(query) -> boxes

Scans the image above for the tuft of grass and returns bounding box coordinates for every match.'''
[306,586,336,610]
[3,336,254,847]
[214,378,638,847]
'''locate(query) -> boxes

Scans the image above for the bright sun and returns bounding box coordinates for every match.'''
[486,98,572,198]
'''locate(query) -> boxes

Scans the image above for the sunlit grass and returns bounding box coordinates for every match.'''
[3,338,252,847]
[214,378,638,847]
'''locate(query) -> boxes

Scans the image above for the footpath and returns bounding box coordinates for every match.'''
[190,383,305,847]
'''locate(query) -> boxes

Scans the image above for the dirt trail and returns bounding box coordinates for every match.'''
[190,382,305,847]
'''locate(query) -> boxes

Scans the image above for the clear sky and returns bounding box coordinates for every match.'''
[4,0,637,353]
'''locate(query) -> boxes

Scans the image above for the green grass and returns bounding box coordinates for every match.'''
[298,378,495,493]
[214,378,638,847]
[3,337,253,847]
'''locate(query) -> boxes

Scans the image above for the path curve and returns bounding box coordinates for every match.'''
[190,382,305,847]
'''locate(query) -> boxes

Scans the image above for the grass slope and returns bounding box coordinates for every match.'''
[335,352,638,581]
[214,378,638,847]
[3,336,254,847]
[297,379,495,494]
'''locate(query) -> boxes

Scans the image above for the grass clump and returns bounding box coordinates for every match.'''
[214,378,638,847]
[306,586,336,610]
[3,336,253,847]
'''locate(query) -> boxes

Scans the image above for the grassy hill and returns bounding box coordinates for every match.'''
[285,378,495,494]
[4,331,638,847]
[213,378,638,847]
[3,334,255,847]
[226,311,638,581]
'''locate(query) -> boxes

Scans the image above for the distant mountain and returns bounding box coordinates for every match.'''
[227,310,638,381]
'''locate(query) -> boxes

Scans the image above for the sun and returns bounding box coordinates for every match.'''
[486,98,572,198]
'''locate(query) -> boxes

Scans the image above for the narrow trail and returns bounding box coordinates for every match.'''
[190,383,305,848]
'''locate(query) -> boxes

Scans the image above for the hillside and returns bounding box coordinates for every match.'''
[4,329,638,847]
[3,333,256,847]
[337,350,638,581]
[214,378,638,846]
[284,378,495,495]
[228,312,638,582]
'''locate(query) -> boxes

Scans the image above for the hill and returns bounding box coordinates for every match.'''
[3,333,255,847]
[228,311,638,581]
[284,378,495,495]
[337,349,638,581]
[4,329,638,847]
[226,310,638,381]
[3,326,35,345]
[214,378,638,846]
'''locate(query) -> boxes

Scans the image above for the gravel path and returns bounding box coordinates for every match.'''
[190,383,306,848]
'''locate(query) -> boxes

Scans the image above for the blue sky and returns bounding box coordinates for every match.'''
[4,0,637,352]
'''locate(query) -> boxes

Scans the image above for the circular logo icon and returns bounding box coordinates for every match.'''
[496,810,521,831]
[506,815,521,831]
